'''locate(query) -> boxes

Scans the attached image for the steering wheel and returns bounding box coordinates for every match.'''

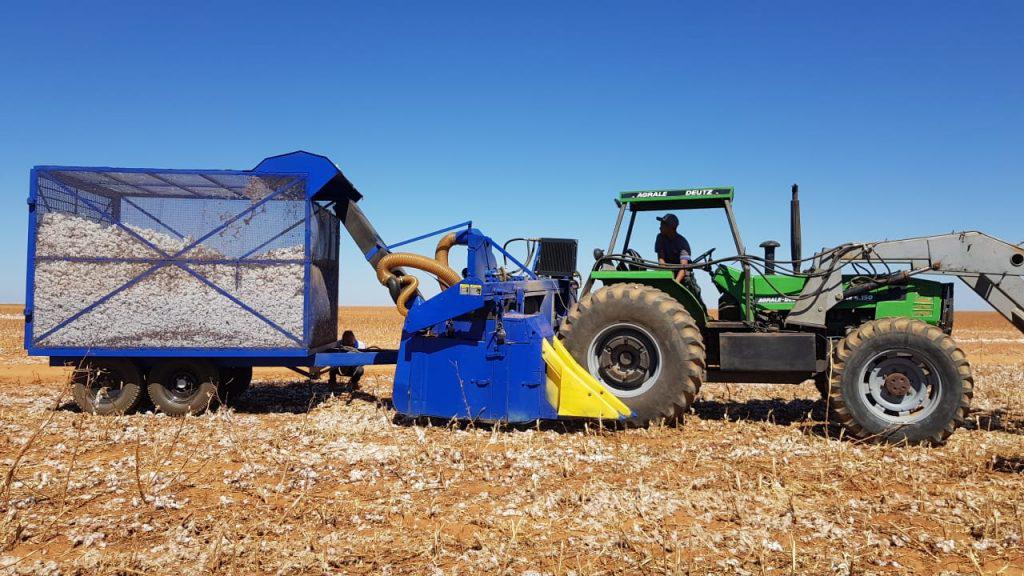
[690,248,716,270]
[616,249,646,272]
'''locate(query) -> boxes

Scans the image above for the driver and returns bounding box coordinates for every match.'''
[655,213,700,295]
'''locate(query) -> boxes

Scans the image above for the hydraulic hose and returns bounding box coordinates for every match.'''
[591,242,870,305]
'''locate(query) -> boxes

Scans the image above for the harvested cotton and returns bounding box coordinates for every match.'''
[35,212,221,260]
[32,212,328,348]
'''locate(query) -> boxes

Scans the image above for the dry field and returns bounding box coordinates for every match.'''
[1,305,1022,575]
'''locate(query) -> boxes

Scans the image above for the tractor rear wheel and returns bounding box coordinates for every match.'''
[71,358,145,415]
[147,359,220,416]
[829,318,973,445]
[560,283,706,426]
[813,372,831,399]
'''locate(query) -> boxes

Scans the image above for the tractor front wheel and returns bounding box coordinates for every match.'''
[560,283,706,426]
[829,318,973,445]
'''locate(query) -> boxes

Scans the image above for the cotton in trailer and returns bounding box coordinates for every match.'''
[25,151,358,358]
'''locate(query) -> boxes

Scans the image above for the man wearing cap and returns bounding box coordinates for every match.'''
[655,213,695,288]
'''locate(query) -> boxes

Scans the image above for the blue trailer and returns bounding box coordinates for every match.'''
[25,151,627,422]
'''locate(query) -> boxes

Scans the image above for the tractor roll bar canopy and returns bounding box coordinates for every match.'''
[617,187,734,211]
[605,185,753,321]
[610,186,746,257]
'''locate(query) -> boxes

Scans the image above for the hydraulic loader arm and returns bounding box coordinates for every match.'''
[786,232,1024,332]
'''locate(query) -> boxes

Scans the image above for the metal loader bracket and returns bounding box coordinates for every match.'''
[786,232,1024,330]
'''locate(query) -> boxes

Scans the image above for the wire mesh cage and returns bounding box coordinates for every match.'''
[28,167,340,351]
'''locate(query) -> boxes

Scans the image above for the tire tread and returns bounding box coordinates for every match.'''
[829,318,972,445]
[560,283,706,425]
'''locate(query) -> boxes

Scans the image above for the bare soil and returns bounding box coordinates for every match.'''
[1,305,1022,575]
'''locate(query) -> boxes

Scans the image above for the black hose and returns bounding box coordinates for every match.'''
[593,241,884,304]
[501,237,538,275]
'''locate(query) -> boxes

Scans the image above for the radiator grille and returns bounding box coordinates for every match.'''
[534,238,578,278]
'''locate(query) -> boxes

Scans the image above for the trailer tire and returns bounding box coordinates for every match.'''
[71,358,145,415]
[218,367,252,405]
[830,318,973,445]
[147,359,220,416]
[560,283,706,426]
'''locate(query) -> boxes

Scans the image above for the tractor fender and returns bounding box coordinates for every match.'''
[593,276,708,327]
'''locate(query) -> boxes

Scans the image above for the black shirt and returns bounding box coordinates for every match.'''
[655,233,692,265]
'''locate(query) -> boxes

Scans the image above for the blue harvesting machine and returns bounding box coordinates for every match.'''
[24,151,630,422]
[387,227,628,422]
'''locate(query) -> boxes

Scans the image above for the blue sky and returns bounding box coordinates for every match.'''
[2,1,1022,308]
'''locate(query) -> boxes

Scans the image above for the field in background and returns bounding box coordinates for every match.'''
[1,306,1022,574]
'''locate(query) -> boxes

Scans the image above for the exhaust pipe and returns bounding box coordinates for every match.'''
[760,240,781,274]
[790,183,802,272]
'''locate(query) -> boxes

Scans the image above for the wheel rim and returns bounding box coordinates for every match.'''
[856,348,942,423]
[586,323,662,398]
[166,371,201,402]
[85,367,125,406]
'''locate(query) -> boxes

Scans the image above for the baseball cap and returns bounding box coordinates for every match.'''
[656,213,679,226]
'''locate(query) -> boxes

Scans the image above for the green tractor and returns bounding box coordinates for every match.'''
[559,185,996,445]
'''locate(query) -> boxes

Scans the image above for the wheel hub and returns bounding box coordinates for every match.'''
[599,335,651,389]
[858,350,941,423]
[586,323,663,398]
[88,369,122,403]
[883,372,912,396]
[169,372,199,399]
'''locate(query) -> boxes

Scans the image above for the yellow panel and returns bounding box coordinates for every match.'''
[542,338,632,419]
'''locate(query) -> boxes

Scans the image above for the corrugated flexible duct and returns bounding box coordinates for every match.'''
[375,233,462,316]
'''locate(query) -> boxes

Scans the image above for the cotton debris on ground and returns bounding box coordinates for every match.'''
[31,212,331,348]
[1,308,1023,574]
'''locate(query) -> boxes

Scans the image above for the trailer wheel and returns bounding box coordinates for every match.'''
[560,283,706,426]
[71,359,145,415]
[830,318,973,445]
[147,359,220,416]
[218,367,253,405]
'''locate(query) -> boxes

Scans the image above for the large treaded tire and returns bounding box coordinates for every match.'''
[218,367,253,405]
[147,359,220,417]
[829,318,973,445]
[813,372,831,399]
[560,283,706,426]
[71,358,145,415]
